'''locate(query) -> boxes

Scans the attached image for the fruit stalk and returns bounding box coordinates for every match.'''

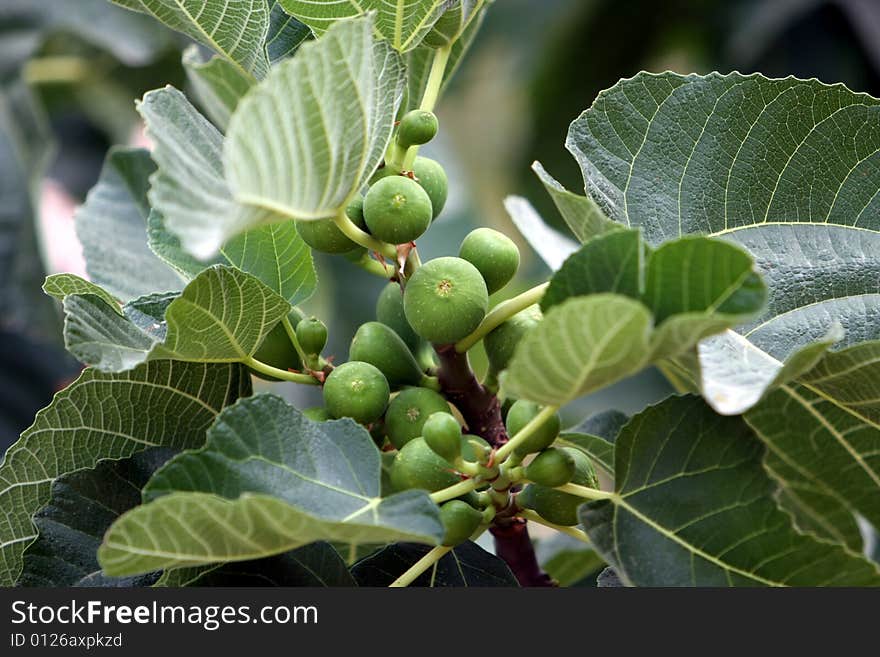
[490,518,555,587]
[455,282,548,352]
[434,343,507,447]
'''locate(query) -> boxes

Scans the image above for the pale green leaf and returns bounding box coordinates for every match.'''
[0,360,251,586]
[225,16,406,223]
[582,395,880,586]
[43,274,121,313]
[280,0,447,52]
[183,46,254,131]
[74,147,185,300]
[111,0,270,78]
[265,0,310,64]
[98,395,443,575]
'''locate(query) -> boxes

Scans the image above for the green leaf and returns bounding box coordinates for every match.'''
[352,542,518,586]
[147,210,221,280]
[74,148,185,300]
[19,449,175,587]
[502,232,766,406]
[57,266,290,371]
[138,85,279,260]
[0,360,251,586]
[532,161,620,243]
[43,274,121,313]
[111,0,270,79]
[265,0,311,64]
[537,534,604,587]
[221,223,317,306]
[182,46,254,132]
[420,0,485,47]
[98,395,443,575]
[280,0,448,52]
[561,71,880,412]
[582,395,880,586]
[156,542,356,586]
[225,16,405,223]
[557,409,627,479]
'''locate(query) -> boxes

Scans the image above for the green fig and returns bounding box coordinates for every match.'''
[518,448,598,526]
[385,387,450,449]
[422,411,462,462]
[505,400,561,456]
[484,305,542,374]
[349,322,426,388]
[376,282,422,353]
[397,110,438,148]
[363,175,432,244]
[390,437,461,493]
[295,196,367,254]
[458,228,520,295]
[323,361,390,425]
[439,500,483,546]
[523,448,575,487]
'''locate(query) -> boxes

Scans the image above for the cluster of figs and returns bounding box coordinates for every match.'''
[250,109,595,547]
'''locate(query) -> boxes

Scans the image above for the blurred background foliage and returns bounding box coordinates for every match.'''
[2,0,879,461]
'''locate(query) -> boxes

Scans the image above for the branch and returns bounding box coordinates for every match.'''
[434,343,507,448]
[490,518,555,587]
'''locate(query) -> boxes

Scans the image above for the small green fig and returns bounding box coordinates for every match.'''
[439,500,483,546]
[296,317,327,356]
[412,156,448,219]
[518,448,598,526]
[524,447,575,487]
[376,282,422,353]
[349,322,426,388]
[302,407,331,422]
[458,228,520,295]
[249,321,302,381]
[483,305,542,374]
[295,196,367,254]
[505,400,561,456]
[363,175,432,244]
[397,110,438,148]
[385,387,450,449]
[322,361,390,425]
[422,412,462,462]
[404,256,489,344]
[390,437,460,493]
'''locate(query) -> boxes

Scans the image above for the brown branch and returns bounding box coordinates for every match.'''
[434,344,507,448]
[490,519,556,587]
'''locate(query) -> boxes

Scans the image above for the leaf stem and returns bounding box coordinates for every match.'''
[494,404,560,462]
[429,478,479,504]
[281,315,310,366]
[519,509,592,545]
[455,283,548,352]
[388,545,453,587]
[401,45,452,171]
[242,356,320,385]
[553,482,615,501]
[331,209,397,259]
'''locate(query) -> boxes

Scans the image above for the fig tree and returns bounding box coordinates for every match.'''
[422,411,462,462]
[322,361,390,425]
[518,448,598,526]
[385,386,450,449]
[484,305,542,373]
[439,500,483,546]
[403,256,488,344]
[376,282,421,353]
[363,175,432,244]
[458,228,520,295]
[295,196,367,254]
[390,437,460,493]
[349,322,425,388]
[505,400,561,456]
[397,110,438,148]
[523,447,575,487]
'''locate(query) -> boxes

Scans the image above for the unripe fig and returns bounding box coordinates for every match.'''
[390,437,460,493]
[458,228,520,295]
[484,305,542,374]
[412,156,448,219]
[505,400,561,456]
[296,317,327,356]
[323,361,390,425]
[376,282,421,353]
[349,322,425,388]
[385,387,450,449]
[460,434,490,464]
[518,448,598,526]
[250,321,302,381]
[404,256,488,344]
[302,407,331,422]
[295,196,367,253]
[363,176,432,244]
[524,447,575,487]
[397,110,438,148]
[439,500,483,546]
[422,412,462,462]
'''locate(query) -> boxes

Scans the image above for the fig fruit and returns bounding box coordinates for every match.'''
[397,110,438,148]
[505,400,561,456]
[349,322,425,388]
[412,156,448,219]
[322,361,390,425]
[483,305,542,374]
[295,196,367,254]
[363,175,432,244]
[518,448,598,526]
[458,227,520,295]
[376,282,422,353]
[403,256,488,344]
[523,447,575,487]
[390,437,460,493]
[249,320,301,381]
[385,386,450,449]
[422,411,462,462]
[439,500,483,546]
[296,317,327,356]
